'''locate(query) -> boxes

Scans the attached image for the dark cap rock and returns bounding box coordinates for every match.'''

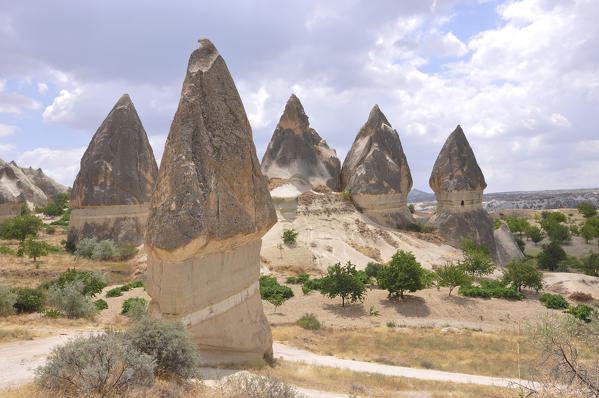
[261,94,341,191]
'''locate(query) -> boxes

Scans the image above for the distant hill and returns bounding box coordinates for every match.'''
[408,189,435,202]
[0,158,68,206]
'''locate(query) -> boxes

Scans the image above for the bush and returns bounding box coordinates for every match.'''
[577,201,597,218]
[515,237,525,253]
[460,239,490,257]
[435,263,473,296]
[320,261,366,307]
[49,268,107,297]
[539,293,569,309]
[75,238,138,261]
[408,204,415,214]
[365,262,383,278]
[115,243,138,261]
[50,208,71,226]
[45,225,56,234]
[94,299,108,310]
[42,308,62,318]
[12,287,44,313]
[0,283,17,316]
[127,280,145,289]
[285,273,309,284]
[355,269,373,285]
[121,297,148,316]
[106,287,123,298]
[0,214,43,241]
[576,252,599,276]
[569,291,593,302]
[282,229,298,245]
[537,241,567,271]
[566,304,595,323]
[458,280,524,300]
[296,313,321,330]
[259,276,294,300]
[377,250,430,299]
[0,245,15,255]
[303,277,323,292]
[493,218,502,229]
[34,333,154,397]
[48,280,97,319]
[221,373,302,398]
[502,258,543,292]
[125,318,199,378]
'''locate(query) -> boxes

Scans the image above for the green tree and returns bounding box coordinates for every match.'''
[377,250,430,299]
[266,293,286,313]
[537,241,567,271]
[526,226,545,245]
[581,223,596,244]
[577,201,597,218]
[578,252,599,276]
[506,217,530,238]
[460,239,490,257]
[460,250,495,277]
[365,262,383,279]
[408,204,415,214]
[502,258,543,292]
[546,222,571,244]
[18,237,48,264]
[320,261,366,307]
[435,263,472,296]
[0,214,43,242]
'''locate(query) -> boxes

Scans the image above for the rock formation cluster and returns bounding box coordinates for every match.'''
[145,39,275,362]
[261,94,341,193]
[0,159,68,221]
[341,105,415,229]
[68,94,158,246]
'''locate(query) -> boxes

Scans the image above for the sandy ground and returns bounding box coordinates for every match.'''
[262,192,462,273]
[96,285,151,324]
[263,283,553,332]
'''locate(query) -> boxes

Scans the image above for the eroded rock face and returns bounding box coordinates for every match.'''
[68,94,158,246]
[340,105,414,229]
[428,126,498,260]
[0,159,67,221]
[494,224,525,266]
[261,94,341,192]
[145,39,275,362]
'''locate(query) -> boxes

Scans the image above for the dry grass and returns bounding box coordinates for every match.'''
[250,360,511,398]
[0,327,37,343]
[272,324,538,379]
[347,241,383,262]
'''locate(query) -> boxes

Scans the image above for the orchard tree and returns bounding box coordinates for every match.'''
[526,226,545,245]
[0,214,43,242]
[320,261,366,307]
[577,201,597,218]
[537,241,567,271]
[546,223,571,244]
[377,250,430,299]
[506,217,530,238]
[502,258,543,292]
[18,237,48,265]
[435,263,472,296]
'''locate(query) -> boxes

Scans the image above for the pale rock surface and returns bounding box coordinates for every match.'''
[145,39,275,362]
[68,94,158,246]
[340,105,415,229]
[493,224,524,266]
[261,94,341,192]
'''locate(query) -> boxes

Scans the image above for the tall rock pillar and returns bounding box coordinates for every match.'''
[145,40,276,362]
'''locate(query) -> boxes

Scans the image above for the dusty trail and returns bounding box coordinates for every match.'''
[0,331,538,393]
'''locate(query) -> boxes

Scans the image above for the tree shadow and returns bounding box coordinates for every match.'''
[379,295,431,317]
[440,294,477,307]
[323,302,368,318]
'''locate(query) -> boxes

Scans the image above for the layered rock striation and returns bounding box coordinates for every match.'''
[145,39,276,362]
[340,105,415,229]
[68,94,158,246]
[261,94,341,192]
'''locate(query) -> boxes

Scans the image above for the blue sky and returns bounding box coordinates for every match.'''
[0,0,598,193]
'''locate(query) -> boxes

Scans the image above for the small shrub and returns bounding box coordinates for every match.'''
[106,287,123,298]
[387,321,396,328]
[569,291,593,302]
[282,229,298,245]
[421,360,434,369]
[369,305,380,316]
[34,333,154,396]
[566,304,595,323]
[121,297,147,316]
[125,318,199,378]
[458,280,524,300]
[515,237,525,253]
[539,293,569,309]
[493,218,502,229]
[75,238,138,261]
[221,373,302,398]
[49,268,107,297]
[408,204,415,214]
[303,277,323,291]
[48,280,97,319]
[115,243,138,261]
[0,283,17,316]
[301,285,312,295]
[297,313,321,330]
[0,245,15,255]
[259,276,294,300]
[45,225,56,234]
[286,274,308,284]
[12,287,44,313]
[341,189,351,200]
[94,299,108,311]
[42,308,62,318]
[119,283,132,292]
[127,280,145,289]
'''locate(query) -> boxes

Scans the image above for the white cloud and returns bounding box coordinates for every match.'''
[0,79,5,91]
[148,134,167,165]
[18,147,86,186]
[37,82,48,95]
[0,123,17,137]
[243,85,271,129]
[0,92,40,114]
[0,143,15,153]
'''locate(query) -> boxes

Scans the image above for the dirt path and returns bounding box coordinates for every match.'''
[0,331,537,392]
[273,343,538,389]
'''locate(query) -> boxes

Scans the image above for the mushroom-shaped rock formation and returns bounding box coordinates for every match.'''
[261,94,341,193]
[428,126,501,262]
[0,159,60,221]
[340,105,415,229]
[145,40,276,363]
[68,94,158,246]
